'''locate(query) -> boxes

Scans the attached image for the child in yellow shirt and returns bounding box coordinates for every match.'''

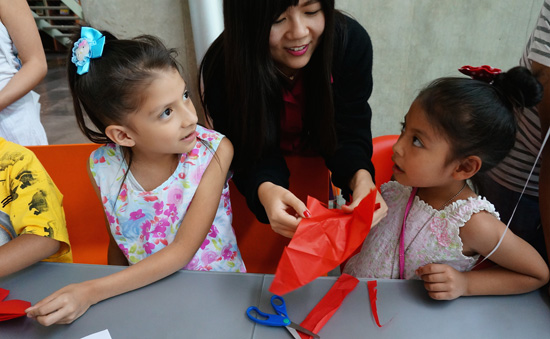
[0,137,71,277]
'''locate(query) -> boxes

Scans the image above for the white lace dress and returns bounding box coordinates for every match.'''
[344,181,499,279]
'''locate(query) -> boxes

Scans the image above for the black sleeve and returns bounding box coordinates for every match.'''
[325,15,375,200]
[232,152,290,224]
[202,49,289,224]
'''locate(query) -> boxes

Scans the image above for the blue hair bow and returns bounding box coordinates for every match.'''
[71,27,105,75]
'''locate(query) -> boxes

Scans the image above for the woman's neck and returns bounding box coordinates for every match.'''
[275,66,300,84]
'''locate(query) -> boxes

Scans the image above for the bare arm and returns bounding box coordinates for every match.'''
[26,138,234,325]
[85,163,129,266]
[0,234,59,278]
[0,0,47,111]
[417,212,549,299]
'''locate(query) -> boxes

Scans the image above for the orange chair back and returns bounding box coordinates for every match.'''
[231,156,329,274]
[27,144,330,272]
[26,144,108,265]
[372,135,399,189]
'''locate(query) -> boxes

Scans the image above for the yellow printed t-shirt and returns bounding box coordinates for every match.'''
[0,138,72,262]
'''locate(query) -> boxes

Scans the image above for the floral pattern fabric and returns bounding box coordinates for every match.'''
[344,181,498,279]
[90,125,245,272]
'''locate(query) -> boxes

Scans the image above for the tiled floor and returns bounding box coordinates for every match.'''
[35,52,89,145]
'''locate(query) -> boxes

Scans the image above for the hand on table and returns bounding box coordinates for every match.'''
[416,264,468,300]
[26,281,95,326]
[258,182,310,238]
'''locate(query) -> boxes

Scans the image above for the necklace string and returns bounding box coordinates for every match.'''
[275,66,296,81]
[398,182,467,279]
[436,182,467,210]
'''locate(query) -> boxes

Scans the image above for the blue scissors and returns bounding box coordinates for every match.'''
[246,295,320,339]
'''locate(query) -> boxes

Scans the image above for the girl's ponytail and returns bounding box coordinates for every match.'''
[493,66,543,110]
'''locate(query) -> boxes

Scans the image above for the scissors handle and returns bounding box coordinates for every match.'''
[246,306,291,327]
[270,295,289,316]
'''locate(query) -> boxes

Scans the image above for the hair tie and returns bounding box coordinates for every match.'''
[71,27,105,75]
[458,65,502,83]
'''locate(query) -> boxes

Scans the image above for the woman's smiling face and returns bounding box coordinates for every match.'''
[269,0,325,77]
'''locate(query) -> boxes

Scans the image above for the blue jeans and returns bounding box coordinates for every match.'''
[478,178,547,262]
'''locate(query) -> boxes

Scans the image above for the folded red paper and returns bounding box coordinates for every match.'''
[0,288,31,321]
[298,273,359,339]
[367,280,383,327]
[269,189,376,295]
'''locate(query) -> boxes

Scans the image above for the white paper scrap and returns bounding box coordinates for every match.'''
[80,329,112,339]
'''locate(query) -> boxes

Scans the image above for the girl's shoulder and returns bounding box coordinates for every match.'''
[380,180,412,197]
[444,196,500,228]
[89,143,123,170]
[380,181,413,208]
[195,125,226,153]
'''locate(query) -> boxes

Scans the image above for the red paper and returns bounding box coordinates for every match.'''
[367,280,383,327]
[0,288,8,301]
[0,288,31,321]
[269,189,376,295]
[298,274,359,339]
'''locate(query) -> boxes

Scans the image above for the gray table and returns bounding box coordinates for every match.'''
[1,262,549,338]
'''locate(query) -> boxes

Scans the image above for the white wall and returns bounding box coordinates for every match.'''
[81,0,545,134]
[337,0,544,136]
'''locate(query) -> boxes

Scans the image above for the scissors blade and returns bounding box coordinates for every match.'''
[289,322,320,338]
[285,326,302,339]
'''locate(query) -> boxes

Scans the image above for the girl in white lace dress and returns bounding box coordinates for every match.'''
[344,66,549,300]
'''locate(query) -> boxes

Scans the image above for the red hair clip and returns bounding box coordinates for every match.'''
[458,65,502,83]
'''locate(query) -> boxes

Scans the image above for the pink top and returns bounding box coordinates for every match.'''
[344,181,499,279]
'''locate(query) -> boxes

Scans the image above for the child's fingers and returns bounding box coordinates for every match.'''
[416,263,446,277]
[26,297,64,319]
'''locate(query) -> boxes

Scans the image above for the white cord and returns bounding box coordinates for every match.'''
[477,127,550,265]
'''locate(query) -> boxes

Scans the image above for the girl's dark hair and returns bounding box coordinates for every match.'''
[67,29,181,143]
[417,66,543,188]
[200,0,337,170]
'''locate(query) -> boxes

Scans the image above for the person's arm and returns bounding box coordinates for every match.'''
[0,0,47,111]
[26,138,234,326]
[86,163,129,266]
[416,211,549,300]
[530,61,550,265]
[327,16,375,196]
[326,15,388,221]
[0,234,59,278]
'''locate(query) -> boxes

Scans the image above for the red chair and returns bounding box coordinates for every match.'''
[26,144,108,265]
[372,134,399,190]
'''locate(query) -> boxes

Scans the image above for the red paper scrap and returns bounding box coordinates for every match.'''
[367,280,383,327]
[269,189,376,295]
[0,288,31,321]
[0,288,8,301]
[298,274,359,339]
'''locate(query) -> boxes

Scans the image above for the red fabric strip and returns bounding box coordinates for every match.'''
[298,274,359,339]
[0,288,32,321]
[0,288,8,302]
[367,280,383,327]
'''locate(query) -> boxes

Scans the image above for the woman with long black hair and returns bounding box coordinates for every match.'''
[200,0,387,237]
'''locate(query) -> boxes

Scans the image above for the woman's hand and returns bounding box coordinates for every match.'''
[258,182,310,238]
[26,281,96,326]
[415,263,468,300]
[341,169,388,226]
